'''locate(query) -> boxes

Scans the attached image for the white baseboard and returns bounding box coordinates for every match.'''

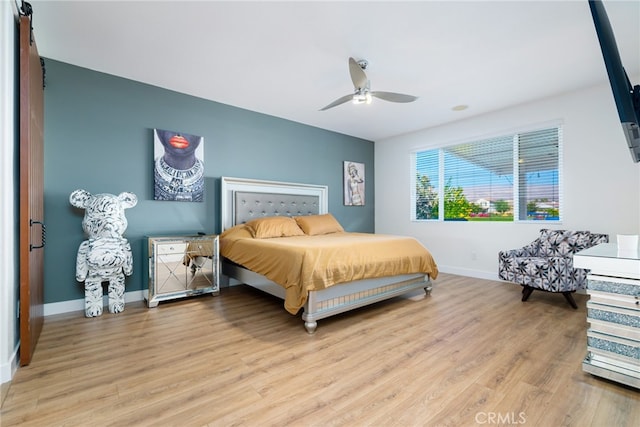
[43,290,146,316]
[437,265,498,281]
[0,344,18,385]
[438,265,588,295]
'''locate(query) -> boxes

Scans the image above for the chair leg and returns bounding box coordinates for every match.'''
[521,286,534,302]
[562,292,578,309]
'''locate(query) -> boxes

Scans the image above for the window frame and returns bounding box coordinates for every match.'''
[411,122,563,223]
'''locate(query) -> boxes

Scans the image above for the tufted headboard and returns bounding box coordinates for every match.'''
[221,177,328,231]
[233,191,321,225]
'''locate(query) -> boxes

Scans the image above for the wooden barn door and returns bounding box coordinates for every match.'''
[19,13,45,366]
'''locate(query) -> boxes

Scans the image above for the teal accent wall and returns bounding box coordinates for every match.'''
[43,59,374,304]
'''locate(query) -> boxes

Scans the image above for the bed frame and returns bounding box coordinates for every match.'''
[220,176,432,333]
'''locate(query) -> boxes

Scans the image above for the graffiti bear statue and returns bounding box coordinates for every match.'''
[70,190,138,317]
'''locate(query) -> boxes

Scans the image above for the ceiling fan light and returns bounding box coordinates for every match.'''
[352,91,372,105]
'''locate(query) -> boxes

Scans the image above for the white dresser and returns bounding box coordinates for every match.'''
[574,243,640,389]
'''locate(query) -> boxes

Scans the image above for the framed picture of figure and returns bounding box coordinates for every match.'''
[153,129,205,202]
[343,161,365,206]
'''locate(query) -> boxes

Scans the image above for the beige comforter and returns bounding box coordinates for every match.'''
[220,225,438,314]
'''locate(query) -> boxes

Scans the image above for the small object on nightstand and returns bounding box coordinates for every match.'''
[144,234,219,308]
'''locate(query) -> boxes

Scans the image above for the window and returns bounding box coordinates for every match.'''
[412,125,561,222]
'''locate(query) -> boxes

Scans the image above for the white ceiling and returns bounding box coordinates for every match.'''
[26,0,640,141]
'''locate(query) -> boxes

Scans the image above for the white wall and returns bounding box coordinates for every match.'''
[1,0,19,384]
[375,82,640,280]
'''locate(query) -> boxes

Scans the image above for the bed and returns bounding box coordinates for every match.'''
[220,176,438,333]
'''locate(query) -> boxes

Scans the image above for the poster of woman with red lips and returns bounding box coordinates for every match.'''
[153,128,205,202]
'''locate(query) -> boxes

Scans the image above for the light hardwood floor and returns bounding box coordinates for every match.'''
[1,273,638,426]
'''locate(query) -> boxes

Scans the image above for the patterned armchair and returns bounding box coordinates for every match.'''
[498,229,609,308]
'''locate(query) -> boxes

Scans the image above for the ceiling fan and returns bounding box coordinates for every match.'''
[320,57,418,111]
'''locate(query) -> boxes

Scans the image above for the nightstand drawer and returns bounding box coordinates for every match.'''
[588,290,640,310]
[588,301,640,340]
[587,330,640,365]
[155,242,188,255]
[587,274,640,298]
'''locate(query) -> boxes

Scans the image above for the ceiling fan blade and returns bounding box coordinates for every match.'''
[319,94,353,111]
[371,91,418,103]
[348,57,368,90]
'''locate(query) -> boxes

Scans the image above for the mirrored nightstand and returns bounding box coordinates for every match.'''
[145,234,219,307]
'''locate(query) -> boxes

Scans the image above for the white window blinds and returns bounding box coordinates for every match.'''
[412,125,561,222]
[516,127,561,221]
